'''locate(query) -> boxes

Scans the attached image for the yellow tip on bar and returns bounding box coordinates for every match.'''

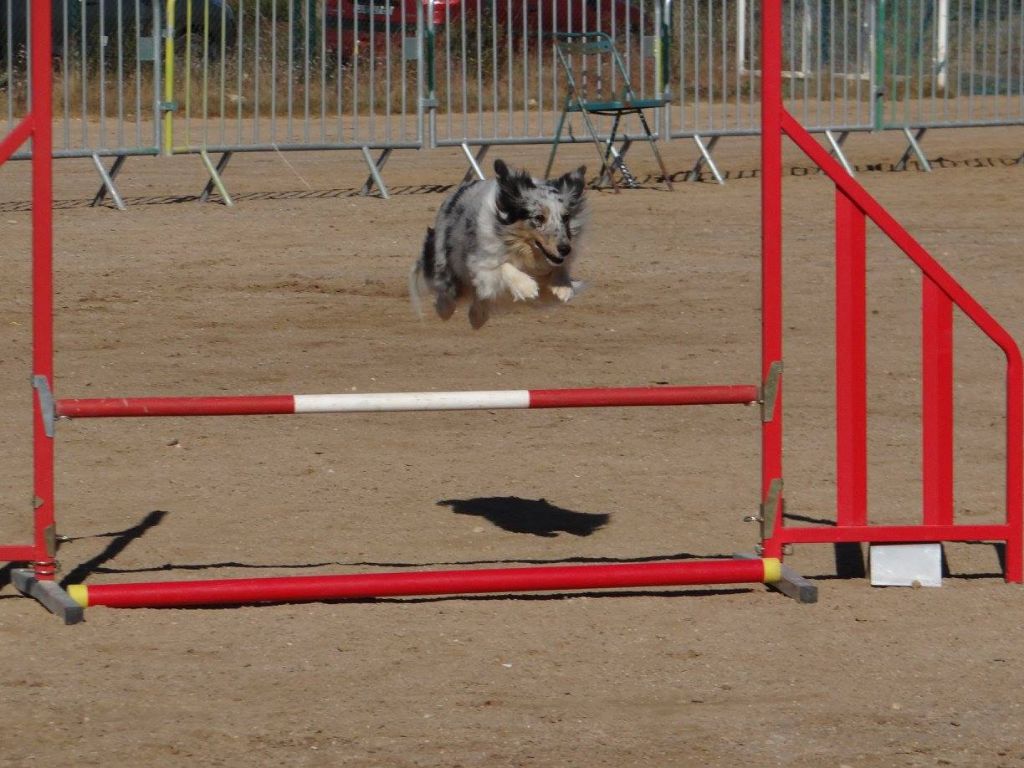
[762,558,783,584]
[67,584,89,608]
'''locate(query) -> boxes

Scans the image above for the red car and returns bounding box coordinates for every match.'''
[323,0,649,57]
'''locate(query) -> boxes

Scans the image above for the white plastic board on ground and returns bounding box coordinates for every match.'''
[869,543,943,588]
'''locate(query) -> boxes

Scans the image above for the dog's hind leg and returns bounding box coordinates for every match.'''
[468,298,491,329]
[421,226,460,321]
[435,294,457,320]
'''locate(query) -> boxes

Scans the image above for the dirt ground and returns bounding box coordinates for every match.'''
[1,126,1023,767]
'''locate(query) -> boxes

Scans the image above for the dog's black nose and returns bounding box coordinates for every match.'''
[557,243,572,257]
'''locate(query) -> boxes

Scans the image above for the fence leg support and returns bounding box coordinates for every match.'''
[691,135,724,184]
[199,150,234,205]
[736,552,817,603]
[11,568,84,624]
[598,139,638,189]
[896,127,931,172]
[461,143,489,182]
[825,130,854,177]
[90,154,127,210]
[360,147,392,198]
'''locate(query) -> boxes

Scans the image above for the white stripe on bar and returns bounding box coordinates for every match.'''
[294,390,531,413]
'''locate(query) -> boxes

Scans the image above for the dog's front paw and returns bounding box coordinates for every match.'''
[507,273,540,302]
[550,284,574,303]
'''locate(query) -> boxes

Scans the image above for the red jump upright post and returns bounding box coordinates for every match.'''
[759,0,785,559]
[0,0,82,621]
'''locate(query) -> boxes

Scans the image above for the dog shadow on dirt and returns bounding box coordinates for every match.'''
[438,496,609,538]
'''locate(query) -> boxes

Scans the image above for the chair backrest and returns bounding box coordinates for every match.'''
[550,31,638,104]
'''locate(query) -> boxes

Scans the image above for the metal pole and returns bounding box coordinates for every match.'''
[760,0,784,557]
[163,0,177,154]
[30,0,57,580]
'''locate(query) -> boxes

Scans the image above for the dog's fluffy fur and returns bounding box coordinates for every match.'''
[410,159,587,329]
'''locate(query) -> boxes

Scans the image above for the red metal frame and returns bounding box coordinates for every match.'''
[0,0,57,580]
[759,0,1023,581]
[1,0,1020,613]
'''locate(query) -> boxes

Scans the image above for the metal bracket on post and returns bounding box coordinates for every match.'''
[760,360,782,423]
[32,375,56,438]
[199,150,234,205]
[360,147,392,199]
[740,480,818,603]
[745,477,784,544]
[690,135,724,184]
[461,143,489,182]
[895,127,931,172]
[91,154,127,210]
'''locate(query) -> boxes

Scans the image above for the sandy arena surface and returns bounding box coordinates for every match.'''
[1,126,1023,767]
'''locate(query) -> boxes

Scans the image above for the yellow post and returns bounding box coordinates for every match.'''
[162,0,177,155]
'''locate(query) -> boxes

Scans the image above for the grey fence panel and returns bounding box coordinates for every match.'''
[666,0,1023,138]
[880,0,1024,128]
[169,0,423,153]
[3,0,1022,167]
[667,0,876,138]
[429,0,663,147]
[1,0,162,158]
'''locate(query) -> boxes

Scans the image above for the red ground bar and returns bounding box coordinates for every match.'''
[528,385,759,408]
[0,545,39,562]
[774,524,1013,545]
[72,558,774,609]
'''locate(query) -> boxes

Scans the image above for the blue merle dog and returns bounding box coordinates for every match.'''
[410,159,588,329]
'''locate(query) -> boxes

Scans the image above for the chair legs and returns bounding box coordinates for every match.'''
[548,105,672,192]
[636,110,674,191]
[544,108,570,180]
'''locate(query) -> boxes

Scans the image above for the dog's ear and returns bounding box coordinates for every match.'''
[493,160,535,223]
[556,165,587,211]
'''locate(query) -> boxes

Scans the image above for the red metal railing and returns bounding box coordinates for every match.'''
[0,0,56,579]
[758,0,1023,581]
[1,0,1020,612]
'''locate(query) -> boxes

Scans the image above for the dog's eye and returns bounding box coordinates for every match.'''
[531,213,546,226]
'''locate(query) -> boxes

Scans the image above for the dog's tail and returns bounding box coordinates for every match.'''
[409,227,435,319]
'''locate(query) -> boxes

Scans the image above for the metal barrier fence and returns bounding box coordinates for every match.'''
[428,0,663,150]
[670,0,1023,133]
[1,0,1021,196]
[2,0,162,157]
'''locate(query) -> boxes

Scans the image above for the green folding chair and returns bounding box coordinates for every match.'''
[545,31,672,192]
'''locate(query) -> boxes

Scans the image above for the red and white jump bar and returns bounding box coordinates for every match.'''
[56,385,760,419]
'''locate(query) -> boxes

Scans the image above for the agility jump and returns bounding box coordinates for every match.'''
[1,0,1021,622]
